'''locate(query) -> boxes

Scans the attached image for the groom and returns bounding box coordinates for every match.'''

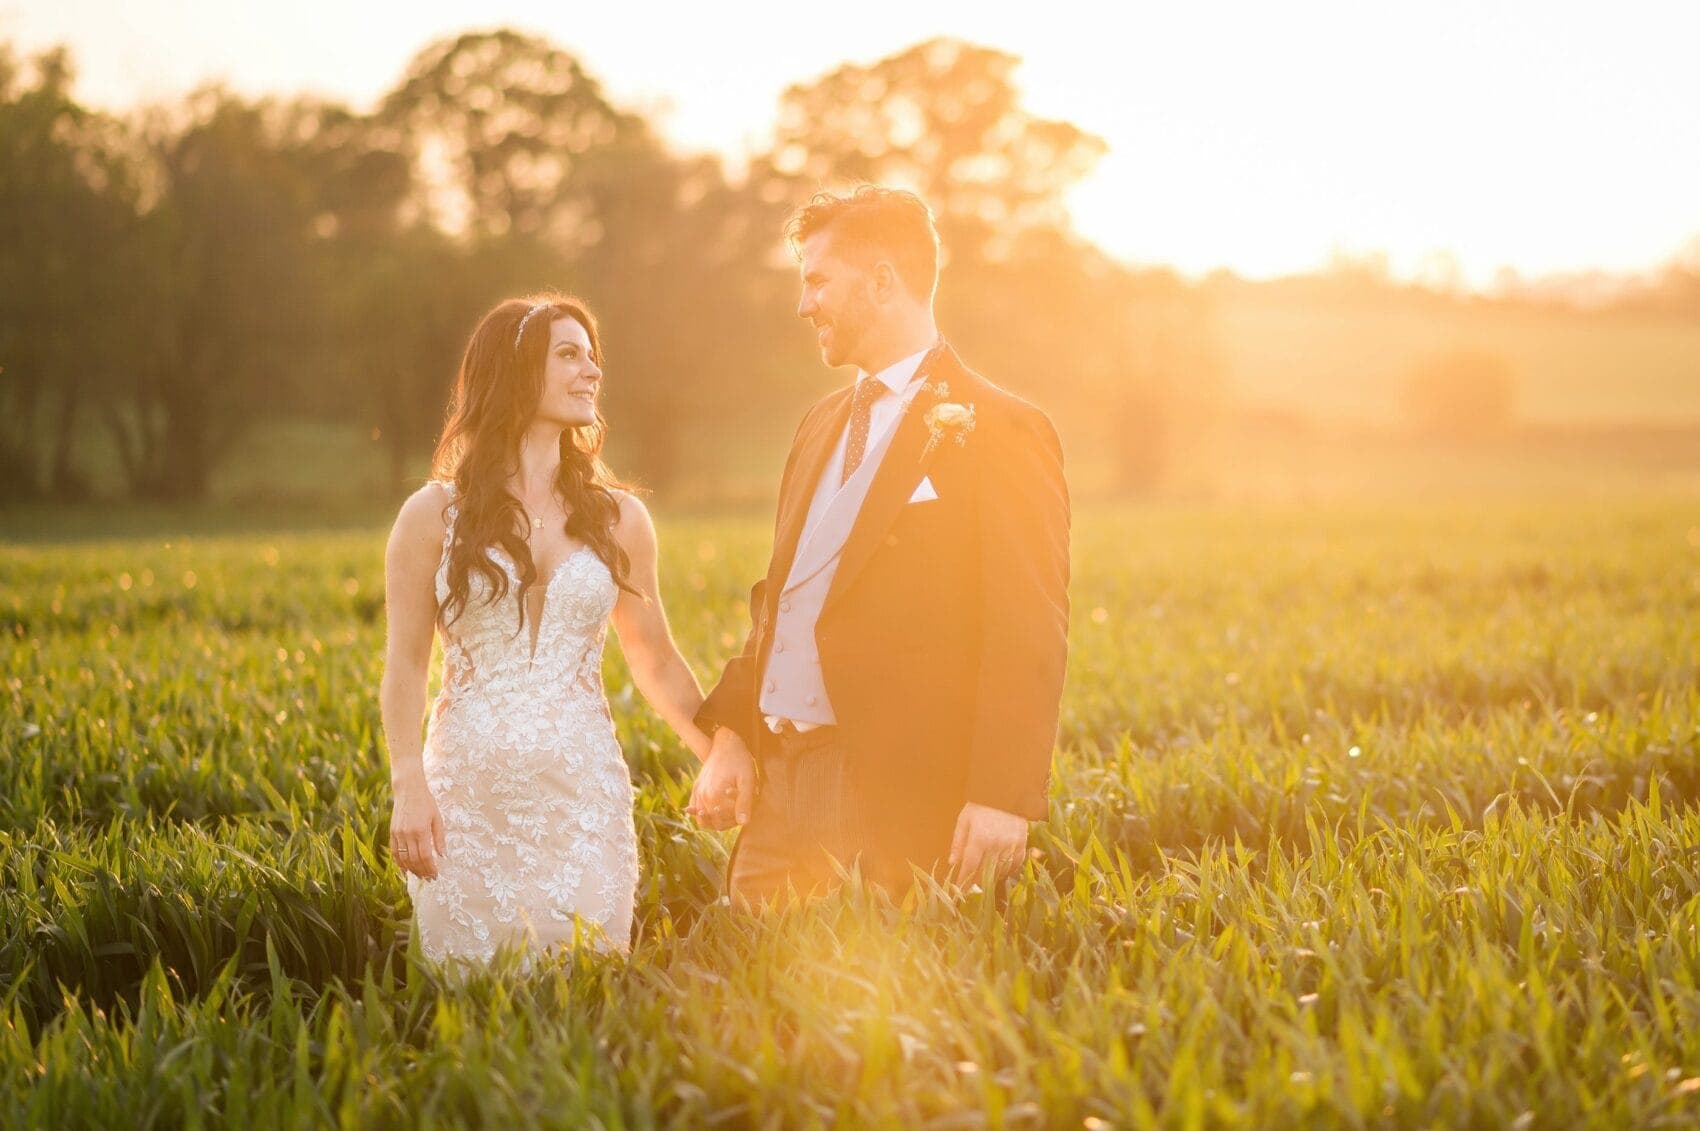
[690,185,1070,902]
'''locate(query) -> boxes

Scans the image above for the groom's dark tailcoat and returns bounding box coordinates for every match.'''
[697,345,1071,881]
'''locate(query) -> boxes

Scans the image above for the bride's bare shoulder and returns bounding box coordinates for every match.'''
[388,481,453,557]
[609,489,656,549]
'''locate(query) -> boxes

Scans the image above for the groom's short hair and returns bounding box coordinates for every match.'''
[787,185,940,301]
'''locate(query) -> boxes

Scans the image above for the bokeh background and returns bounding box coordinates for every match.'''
[2,2,1697,522]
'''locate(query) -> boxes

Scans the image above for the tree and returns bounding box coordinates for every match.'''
[758,38,1106,262]
[285,99,473,494]
[101,89,321,500]
[378,29,649,248]
[0,45,141,499]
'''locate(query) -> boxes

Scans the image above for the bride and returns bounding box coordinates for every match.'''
[380,293,712,962]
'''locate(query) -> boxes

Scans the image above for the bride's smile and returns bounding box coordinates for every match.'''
[539,316,602,430]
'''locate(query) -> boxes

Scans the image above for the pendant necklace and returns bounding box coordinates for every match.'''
[526,495,554,531]
[523,485,560,533]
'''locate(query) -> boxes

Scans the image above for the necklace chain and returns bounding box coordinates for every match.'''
[522,491,561,533]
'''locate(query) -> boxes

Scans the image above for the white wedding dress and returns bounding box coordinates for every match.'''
[406,483,638,963]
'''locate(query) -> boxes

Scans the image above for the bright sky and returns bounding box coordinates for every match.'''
[4,0,1696,289]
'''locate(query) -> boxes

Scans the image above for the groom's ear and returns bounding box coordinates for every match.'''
[870,258,901,303]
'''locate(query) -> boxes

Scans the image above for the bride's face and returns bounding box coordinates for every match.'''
[534,316,601,430]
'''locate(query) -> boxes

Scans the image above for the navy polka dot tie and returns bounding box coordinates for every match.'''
[841,378,886,486]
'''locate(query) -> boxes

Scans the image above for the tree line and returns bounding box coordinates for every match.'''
[2,31,1220,504]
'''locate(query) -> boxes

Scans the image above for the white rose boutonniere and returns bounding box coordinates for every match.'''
[921,399,976,459]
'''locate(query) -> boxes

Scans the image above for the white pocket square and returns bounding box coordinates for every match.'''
[907,476,939,504]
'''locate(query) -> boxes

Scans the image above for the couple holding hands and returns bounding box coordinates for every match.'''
[380,185,1070,962]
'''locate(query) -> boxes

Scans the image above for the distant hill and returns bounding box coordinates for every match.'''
[1204,275,1700,425]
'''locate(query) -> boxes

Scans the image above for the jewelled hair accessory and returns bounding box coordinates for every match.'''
[513,302,553,350]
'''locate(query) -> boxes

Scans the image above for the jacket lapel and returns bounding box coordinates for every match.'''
[825,346,968,611]
[767,387,853,599]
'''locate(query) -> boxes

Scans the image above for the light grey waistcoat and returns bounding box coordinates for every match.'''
[758,384,921,726]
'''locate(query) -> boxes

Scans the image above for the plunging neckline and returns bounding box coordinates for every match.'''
[501,543,597,665]
[431,480,608,668]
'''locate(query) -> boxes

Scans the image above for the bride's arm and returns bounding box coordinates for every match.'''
[380,484,449,878]
[609,492,713,762]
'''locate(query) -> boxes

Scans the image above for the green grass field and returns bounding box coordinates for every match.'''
[3,500,1699,1128]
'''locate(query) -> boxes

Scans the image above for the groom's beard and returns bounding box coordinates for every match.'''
[820,289,875,369]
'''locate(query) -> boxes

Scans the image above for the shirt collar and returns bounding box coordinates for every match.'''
[857,344,933,397]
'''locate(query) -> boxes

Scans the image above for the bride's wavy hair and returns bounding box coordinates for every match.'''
[431,293,636,632]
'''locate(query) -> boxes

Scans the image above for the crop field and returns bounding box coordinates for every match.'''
[3,499,1699,1128]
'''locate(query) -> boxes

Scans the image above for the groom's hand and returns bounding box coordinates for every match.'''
[688,728,756,831]
[949,801,1028,887]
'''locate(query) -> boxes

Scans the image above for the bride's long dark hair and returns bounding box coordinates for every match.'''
[431,293,635,631]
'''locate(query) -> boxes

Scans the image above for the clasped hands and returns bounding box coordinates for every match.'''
[685,728,1028,886]
[685,728,756,831]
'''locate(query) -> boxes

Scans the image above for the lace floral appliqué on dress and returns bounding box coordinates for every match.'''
[406,483,638,964]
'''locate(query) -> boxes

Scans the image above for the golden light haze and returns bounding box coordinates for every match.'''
[4,0,1696,289]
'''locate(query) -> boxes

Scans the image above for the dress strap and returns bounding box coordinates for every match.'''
[432,479,458,557]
